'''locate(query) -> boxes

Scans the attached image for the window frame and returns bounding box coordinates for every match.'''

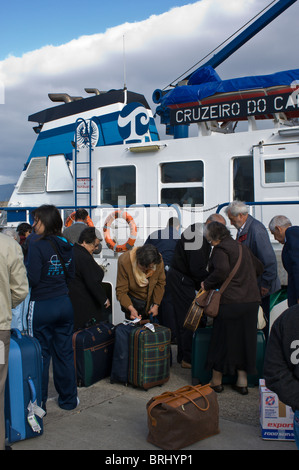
[159,160,204,206]
[99,165,137,205]
[262,155,299,187]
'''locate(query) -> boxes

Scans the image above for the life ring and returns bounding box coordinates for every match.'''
[103,210,137,252]
[65,211,94,228]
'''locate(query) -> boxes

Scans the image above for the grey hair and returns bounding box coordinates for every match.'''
[225,201,248,216]
[205,213,226,225]
[269,215,292,233]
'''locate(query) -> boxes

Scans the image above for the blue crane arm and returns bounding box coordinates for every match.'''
[185,0,297,81]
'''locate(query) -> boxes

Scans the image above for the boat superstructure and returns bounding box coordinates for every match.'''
[4,0,299,323]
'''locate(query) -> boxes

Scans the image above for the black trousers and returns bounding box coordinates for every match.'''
[167,267,196,364]
[158,270,177,341]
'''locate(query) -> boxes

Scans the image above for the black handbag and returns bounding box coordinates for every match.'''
[121,294,147,319]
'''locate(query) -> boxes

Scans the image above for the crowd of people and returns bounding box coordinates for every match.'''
[1,201,299,450]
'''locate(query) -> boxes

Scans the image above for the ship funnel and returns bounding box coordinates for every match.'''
[48,93,74,103]
[84,88,101,95]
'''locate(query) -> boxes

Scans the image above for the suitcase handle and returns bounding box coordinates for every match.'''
[28,377,37,403]
[11,328,23,339]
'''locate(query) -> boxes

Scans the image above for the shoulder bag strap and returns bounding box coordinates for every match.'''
[219,243,242,294]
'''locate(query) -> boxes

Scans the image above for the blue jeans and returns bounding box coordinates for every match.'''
[294,410,299,449]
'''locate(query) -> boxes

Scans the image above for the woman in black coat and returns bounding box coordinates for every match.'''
[202,222,263,395]
[69,227,110,330]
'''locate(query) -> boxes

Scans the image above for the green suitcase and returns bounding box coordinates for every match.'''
[128,324,171,390]
[191,328,265,387]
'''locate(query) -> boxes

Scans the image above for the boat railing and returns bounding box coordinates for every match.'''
[0,203,184,235]
[217,200,299,213]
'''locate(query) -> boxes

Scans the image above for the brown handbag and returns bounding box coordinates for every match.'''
[146,384,220,450]
[184,244,242,329]
[183,289,208,331]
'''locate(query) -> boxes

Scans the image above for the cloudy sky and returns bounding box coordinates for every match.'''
[0,0,298,185]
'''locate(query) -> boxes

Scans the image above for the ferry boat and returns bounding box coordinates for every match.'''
[4,0,299,324]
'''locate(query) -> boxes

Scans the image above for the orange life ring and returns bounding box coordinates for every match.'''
[103,210,137,252]
[65,211,94,228]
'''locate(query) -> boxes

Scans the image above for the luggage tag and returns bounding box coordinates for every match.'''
[27,414,42,434]
[122,318,141,326]
[145,323,155,333]
[27,400,46,433]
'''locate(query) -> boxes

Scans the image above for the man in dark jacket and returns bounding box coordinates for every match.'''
[264,305,299,449]
[168,213,226,367]
[269,215,299,307]
[145,217,180,341]
[226,201,280,340]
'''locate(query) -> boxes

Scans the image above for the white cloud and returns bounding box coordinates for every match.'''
[0,0,298,184]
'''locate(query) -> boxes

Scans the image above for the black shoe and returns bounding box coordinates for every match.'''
[232,384,248,395]
[5,445,12,450]
[210,384,224,393]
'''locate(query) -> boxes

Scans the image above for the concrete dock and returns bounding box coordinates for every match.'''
[9,345,297,453]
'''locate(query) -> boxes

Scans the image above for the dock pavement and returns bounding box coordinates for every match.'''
[10,345,297,454]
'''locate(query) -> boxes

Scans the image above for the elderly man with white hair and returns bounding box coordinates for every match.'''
[269,215,299,307]
[226,201,280,340]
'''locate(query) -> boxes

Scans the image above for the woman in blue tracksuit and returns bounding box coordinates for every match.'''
[26,205,78,412]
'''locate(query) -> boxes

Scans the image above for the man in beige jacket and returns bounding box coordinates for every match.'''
[0,232,29,450]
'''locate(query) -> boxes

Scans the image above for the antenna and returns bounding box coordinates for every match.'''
[123,35,127,104]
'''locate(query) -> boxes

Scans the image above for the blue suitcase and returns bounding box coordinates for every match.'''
[191,328,266,387]
[5,329,44,444]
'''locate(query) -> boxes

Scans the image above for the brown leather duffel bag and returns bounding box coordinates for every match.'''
[146,384,219,450]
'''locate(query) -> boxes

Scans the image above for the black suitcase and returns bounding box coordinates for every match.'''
[72,322,115,387]
[110,322,134,385]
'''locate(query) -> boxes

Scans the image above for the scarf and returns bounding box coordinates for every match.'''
[130,247,156,287]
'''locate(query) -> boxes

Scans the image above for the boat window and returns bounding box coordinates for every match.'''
[101,166,136,205]
[161,187,204,206]
[161,161,203,183]
[265,158,299,183]
[47,154,73,192]
[160,161,204,206]
[233,156,254,202]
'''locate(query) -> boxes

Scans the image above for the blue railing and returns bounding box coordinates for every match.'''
[216,200,299,213]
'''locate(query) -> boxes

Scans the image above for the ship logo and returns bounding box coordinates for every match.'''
[118,102,150,143]
[76,119,99,148]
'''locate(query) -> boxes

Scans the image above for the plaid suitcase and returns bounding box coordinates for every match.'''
[128,324,171,390]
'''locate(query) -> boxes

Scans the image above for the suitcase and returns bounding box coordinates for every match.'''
[146,384,219,450]
[191,328,266,387]
[5,329,44,444]
[128,324,171,390]
[110,322,134,385]
[72,321,115,387]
